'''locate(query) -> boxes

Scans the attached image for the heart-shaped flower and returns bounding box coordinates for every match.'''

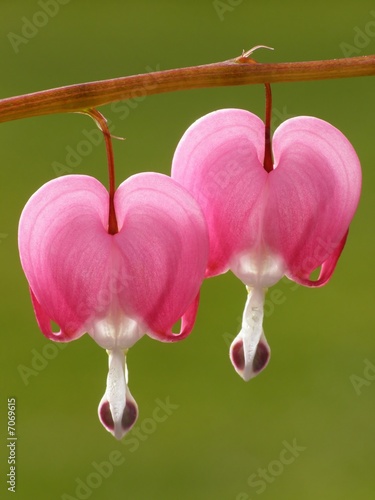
[172,109,361,381]
[18,172,208,438]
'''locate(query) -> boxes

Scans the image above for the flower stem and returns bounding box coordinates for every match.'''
[1,54,375,123]
[84,109,118,234]
[263,83,273,173]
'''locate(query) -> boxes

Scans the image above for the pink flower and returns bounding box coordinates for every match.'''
[172,109,361,381]
[18,173,208,439]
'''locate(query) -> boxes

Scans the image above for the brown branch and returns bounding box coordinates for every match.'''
[1,55,374,123]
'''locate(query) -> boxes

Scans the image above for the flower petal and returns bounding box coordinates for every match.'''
[290,230,349,287]
[98,348,138,440]
[172,109,267,277]
[229,287,270,381]
[268,116,361,281]
[18,175,112,341]
[113,172,208,340]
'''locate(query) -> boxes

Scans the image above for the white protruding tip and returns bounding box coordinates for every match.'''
[229,287,271,381]
[98,348,138,440]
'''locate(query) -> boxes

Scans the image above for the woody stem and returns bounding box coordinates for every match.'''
[0,54,375,123]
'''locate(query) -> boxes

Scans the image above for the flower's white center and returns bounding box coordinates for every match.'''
[89,308,145,350]
[231,248,285,288]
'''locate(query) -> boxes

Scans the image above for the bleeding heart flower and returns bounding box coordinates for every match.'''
[18,172,208,439]
[171,108,361,381]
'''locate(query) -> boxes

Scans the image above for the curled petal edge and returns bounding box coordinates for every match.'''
[148,292,201,343]
[30,288,85,342]
[288,231,349,288]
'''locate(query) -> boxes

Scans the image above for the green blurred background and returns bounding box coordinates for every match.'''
[1,1,375,499]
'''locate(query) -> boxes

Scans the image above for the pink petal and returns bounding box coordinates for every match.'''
[267,116,361,283]
[113,172,208,340]
[18,175,111,341]
[291,230,349,287]
[172,108,267,277]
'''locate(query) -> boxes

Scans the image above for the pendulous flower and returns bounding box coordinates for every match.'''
[171,108,361,381]
[18,172,208,439]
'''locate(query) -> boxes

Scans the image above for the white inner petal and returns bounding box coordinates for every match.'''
[229,286,270,381]
[98,347,139,440]
[231,248,285,288]
[88,309,145,350]
[106,348,127,439]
